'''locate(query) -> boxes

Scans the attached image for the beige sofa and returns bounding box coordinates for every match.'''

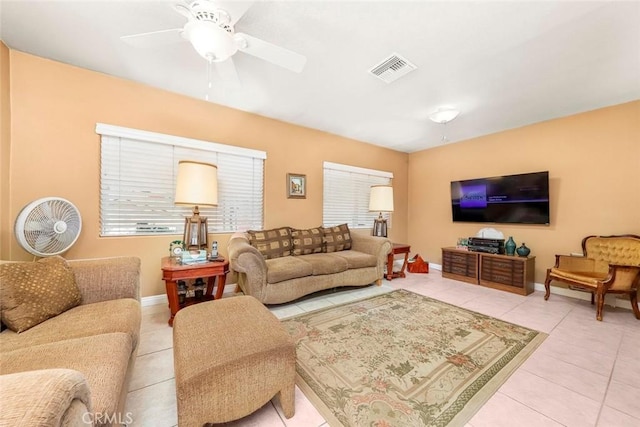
[0,257,141,427]
[228,226,392,304]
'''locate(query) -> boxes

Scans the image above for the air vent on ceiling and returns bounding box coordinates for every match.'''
[368,53,417,84]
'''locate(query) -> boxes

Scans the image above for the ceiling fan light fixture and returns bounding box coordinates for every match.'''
[185,20,237,61]
[429,107,460,124]
[121,1,307,73]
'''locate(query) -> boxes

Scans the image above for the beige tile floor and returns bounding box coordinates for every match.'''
[125,270,640,427]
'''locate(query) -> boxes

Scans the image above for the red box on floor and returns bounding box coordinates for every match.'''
[408,254,429,273]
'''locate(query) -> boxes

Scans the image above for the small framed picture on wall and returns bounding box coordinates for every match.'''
[287,173,306,199]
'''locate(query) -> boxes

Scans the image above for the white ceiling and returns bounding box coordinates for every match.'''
[1,1,639,153]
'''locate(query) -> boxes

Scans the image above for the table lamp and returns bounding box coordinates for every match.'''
[174,160,218,251]
[369,185,394,237]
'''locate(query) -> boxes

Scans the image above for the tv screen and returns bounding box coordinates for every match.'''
[450,171,550,225]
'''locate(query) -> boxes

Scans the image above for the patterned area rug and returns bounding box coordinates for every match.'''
[282,289,546,427]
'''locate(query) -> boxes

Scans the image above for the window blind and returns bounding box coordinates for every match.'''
[323,162,393,229]
[98,124,265,236]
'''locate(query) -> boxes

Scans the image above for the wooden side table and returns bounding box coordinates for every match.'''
[161,257,230,326]
[386,243,411,280]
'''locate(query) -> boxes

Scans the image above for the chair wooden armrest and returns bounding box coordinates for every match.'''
[554,255,595,272]
[607,265,640,291]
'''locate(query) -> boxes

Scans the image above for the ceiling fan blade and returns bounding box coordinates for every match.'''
[217,1,254,25]
[121,28,185,49]
[173,1,195,19]
[235,33,306,73]
[215,58,241,87]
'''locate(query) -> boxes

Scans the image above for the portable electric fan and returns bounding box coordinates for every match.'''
[14,197,82,257]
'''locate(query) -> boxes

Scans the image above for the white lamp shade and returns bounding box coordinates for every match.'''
[184,20,238,61]
[175,161,218,206]
[369,185,394,212]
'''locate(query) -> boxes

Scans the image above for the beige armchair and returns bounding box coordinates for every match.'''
[544,234,640,321]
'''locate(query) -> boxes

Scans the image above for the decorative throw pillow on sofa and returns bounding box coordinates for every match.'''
[323,223,352,253]
[0,256,82,333]
[291,227,324,255]
[248,227,293,259]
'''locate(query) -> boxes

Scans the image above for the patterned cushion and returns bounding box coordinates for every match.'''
[291,227,324,256]
[247,227,292,259]
[0,256,82,333]
[323,223,352,253]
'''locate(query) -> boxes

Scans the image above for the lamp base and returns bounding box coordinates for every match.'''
[183,209,209,251]
[372,218,388,238]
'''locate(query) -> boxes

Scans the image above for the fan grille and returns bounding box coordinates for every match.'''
[15,198,82,257]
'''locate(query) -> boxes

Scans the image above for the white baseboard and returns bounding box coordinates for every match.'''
[141,294,167,307]
[143,263,633,311]
[141,288,237,307]
[532,282,632,310]
[428,262,632,310]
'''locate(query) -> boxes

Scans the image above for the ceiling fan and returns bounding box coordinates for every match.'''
[121,0,306,77]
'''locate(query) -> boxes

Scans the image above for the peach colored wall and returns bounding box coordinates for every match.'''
[4,50,409,297]
[408,101,640,288]
[0,42,10,260]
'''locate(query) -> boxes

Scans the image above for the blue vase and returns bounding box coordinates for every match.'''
[516,243,531,257]
[505,236,516,256]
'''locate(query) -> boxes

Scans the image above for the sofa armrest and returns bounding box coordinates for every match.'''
[228,233,268,301]
[350,233,391,256]
[68,257,141,305]
[0,369,92,426]
[350,233,392,278]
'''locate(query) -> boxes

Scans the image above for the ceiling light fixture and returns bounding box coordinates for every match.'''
[184,20,238,62]
[428,107,460,124]
[429,107,460,143]
[183,17,238,101]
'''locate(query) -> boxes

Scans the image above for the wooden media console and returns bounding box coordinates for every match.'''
[441,247,535,296]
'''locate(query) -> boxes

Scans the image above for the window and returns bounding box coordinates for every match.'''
[97,124,265,236]
[323,161,393,229]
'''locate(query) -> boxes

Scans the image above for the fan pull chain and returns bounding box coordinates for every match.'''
[205,56,213,101]
[441,122,449,143]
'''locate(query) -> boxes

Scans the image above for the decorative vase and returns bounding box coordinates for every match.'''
[505,236,516,256]
[516,243,531,257]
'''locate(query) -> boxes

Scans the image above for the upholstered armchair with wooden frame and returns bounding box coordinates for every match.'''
[544,234,640,321]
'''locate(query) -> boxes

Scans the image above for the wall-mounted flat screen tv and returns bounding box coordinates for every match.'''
[450,171,550,225]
